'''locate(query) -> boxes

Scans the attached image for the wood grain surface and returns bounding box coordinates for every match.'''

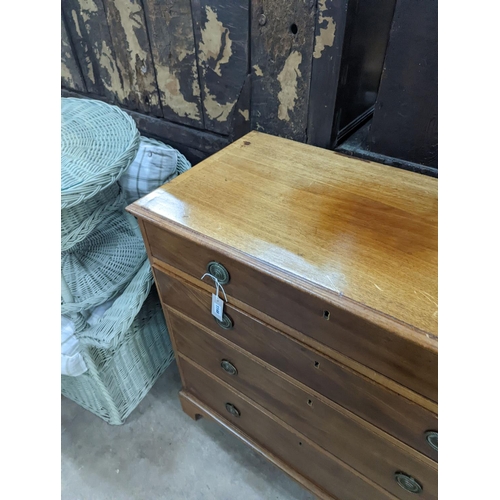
[131,131,438,337]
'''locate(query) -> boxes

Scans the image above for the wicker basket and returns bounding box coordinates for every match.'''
[61,211,146,315]
[61,287,174,425]
[61,183,126,252]
[61,98,140,209]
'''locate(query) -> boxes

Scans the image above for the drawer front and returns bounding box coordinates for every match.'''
[173,313,437,500]
[157,271,438,461]
[145,221,437,402]
[179,357,395,500]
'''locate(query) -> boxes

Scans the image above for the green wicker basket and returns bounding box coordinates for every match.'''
[61,98,140,209]
[61,288,174,425]
[61,183,126,252]
[61,211,146,315]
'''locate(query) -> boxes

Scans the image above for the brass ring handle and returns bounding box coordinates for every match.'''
[221,359,238,375]
[394,472,423,494]
[225,403,240,418]
[425,431,438,451]
[206,261,230,285]
[215,313,234,330]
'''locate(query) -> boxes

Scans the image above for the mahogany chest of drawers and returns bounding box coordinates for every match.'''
[128,131,438,500]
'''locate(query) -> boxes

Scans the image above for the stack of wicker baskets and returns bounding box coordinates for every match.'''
[61,97,175,425]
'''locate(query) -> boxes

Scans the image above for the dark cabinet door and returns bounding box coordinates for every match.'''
[366,0,438,169]
[330,0,397,147]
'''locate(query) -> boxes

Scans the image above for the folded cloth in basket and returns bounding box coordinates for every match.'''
[118,136,191,205]
[61,299,115,376]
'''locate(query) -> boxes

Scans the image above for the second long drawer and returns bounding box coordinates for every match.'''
[156,270,438,461]
[169,309,437,500]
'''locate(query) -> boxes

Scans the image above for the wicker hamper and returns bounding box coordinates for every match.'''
[62,287,174,425]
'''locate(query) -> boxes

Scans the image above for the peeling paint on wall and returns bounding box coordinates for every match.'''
[277,51,302,121]
[112,1,149,66]
[156,64,201,119]
[203,85,234,121]
[61,35,74,86]
[106,0,160,110]
[71,8,96,84]
[100,40,126,100]
[199,6,233,77]
[313,0,336,59]
[253,64,263,77]
[238,109,249,120]
[79,0,98,14]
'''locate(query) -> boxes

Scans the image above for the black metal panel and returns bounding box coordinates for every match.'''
[330,0,397,147]
[366,0,438,169]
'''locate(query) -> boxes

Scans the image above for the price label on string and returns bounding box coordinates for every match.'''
[201,273,228,321]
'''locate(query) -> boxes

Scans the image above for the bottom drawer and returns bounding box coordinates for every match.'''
[179,356,394,500]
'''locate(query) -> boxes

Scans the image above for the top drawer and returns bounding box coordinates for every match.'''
[143,221,437,402]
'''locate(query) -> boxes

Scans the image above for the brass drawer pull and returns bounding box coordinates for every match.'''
[215,313,234,330]
[394,472,423,494]
[425,430,438,451]
[225,403,240,418]
[206,261,230,285]
[221,359,238,375]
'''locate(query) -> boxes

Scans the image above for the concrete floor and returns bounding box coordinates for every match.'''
[61,362,316,500]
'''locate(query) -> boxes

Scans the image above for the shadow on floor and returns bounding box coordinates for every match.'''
[61,362,315,500]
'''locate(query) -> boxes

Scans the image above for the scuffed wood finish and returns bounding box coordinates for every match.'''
[191,0,250,135]
[173,314,437,499]
[101,0,161,115]
[307,0,347,147]
[61,14,86,92]
[131,131,438,337]
[180,359,396,500]
[141,0,204,128]
[63,0,123,99]
[156,272,438,461]
[251,0,317,142]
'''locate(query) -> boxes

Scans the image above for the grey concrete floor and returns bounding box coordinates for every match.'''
[61,362,316,500]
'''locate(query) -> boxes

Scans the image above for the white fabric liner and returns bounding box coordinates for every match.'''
[61,299,115,376]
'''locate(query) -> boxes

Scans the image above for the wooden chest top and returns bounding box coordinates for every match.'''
[131,131,438,338]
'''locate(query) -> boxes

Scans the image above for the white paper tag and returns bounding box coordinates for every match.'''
[211,293,224,321]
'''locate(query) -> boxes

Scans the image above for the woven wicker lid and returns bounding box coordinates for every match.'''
[61,183,126,252]
[61,98,140,209]
[61,211,147,315]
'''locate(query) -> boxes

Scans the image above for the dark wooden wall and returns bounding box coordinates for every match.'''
[61,0,437,172]
[366,0,438,169]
